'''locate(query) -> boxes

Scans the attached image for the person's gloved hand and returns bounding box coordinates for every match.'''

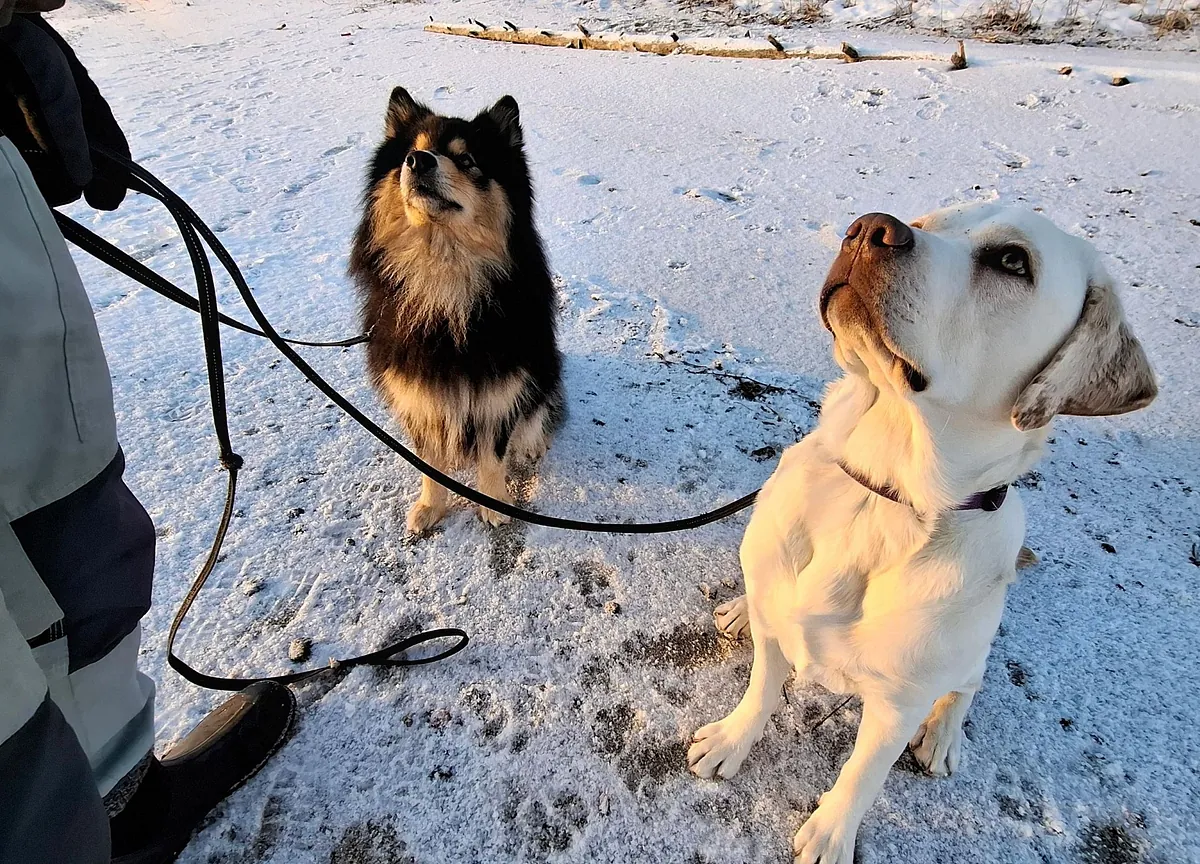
[0,12,129,209]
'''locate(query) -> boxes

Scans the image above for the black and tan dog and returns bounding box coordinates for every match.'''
[350,87,562,533]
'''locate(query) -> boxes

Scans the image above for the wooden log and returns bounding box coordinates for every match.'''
[423,23,947,63]
[949,40,967,70]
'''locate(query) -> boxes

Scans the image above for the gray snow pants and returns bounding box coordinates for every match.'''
[0,135,156,864]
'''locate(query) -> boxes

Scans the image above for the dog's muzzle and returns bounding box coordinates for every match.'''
[402,150,462,212]
[819,213,928,392]
[819,213,914,331]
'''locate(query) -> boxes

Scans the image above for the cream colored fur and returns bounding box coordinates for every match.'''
[380,368,549,530]
[369,152,512,347]
[689,203,1156,864]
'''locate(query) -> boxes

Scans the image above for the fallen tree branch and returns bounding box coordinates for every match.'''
[651,352,813,440]
[652,352,798,396]
[425,23,949,63]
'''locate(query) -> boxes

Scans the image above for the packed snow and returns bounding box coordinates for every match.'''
[48,0,1200,862]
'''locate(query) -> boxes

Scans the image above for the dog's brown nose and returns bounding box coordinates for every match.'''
[843,213,914,252]
[820,213,914,331]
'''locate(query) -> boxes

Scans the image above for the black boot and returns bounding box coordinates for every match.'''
[110,681,296,864]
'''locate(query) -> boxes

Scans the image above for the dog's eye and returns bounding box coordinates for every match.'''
[982,245,1031,279]
[999,248,1028,276]
[455,153,477,170]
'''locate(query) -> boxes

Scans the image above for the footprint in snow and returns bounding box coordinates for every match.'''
[1017,91,1056,110]
[982,141,1031,170]
[915,94,946,121]
[281,170,329,197]
[230,175,259,194]
[788,139,826,160]
[273,210,301,233]
[917,66,948,86]
[330,820,414,864]
[682,187,743,204]
[617,736,689,793]
[502,789,589,856]
[489,521,526,578]
[852,88,888,109]
[321,143,353,159]
[1078,818,1149,864]
[212,209,251,233]
[577,174,601,186]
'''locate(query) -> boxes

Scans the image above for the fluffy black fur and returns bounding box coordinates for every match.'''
[349,90,562,462]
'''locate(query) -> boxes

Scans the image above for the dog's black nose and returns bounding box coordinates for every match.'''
[844,213,914,251]
[405,150,437,175]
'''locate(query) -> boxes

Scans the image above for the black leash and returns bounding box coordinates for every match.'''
[57,149,764,688]
[73,149,762,533]
[61,157,467,690]
[54,209,368,349]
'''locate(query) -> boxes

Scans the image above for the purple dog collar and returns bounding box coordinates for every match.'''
[837,461,1009,513]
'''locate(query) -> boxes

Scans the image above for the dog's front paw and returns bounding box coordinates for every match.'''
[688,716,760,779]
[714,595,750,639]
[406,500,448,535]
[479,506,512,527]
[909,711,964,776]
[793,801,857,864]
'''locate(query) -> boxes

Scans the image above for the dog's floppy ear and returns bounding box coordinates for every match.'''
[385,86,429,138]
[482,95,522,148]
[1012,273,1156,431]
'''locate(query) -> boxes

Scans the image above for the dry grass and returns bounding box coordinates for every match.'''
[685,0,831,25]
[1058,0,1082,25]
[760,0,831,25]
[798,0,831,23]
[975,0,1041,32]
[674,0,1193,43]
[1133,0,1196,35]
[1140,7,1195,32]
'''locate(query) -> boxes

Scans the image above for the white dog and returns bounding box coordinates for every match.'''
[688,203,1157,863]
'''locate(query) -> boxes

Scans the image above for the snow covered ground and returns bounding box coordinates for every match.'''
[50,0,1200,862]
[709,0,1200,42]
[489,0,1200,45]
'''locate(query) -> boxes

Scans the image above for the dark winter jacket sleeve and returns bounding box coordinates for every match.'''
[0,1,66,29]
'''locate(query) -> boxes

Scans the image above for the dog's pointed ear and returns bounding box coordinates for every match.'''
[385,86,429,138]
[1012,272,1156,432]
[482,95,522,147]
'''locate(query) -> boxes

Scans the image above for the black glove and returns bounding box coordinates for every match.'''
[0,12,129,209]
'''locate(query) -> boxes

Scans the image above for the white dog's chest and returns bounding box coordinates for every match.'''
[769,555,930,695]
[744,445,1019,699]
[776,618,861,695]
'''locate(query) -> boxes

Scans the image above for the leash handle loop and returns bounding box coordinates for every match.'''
[355,628,472,668]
